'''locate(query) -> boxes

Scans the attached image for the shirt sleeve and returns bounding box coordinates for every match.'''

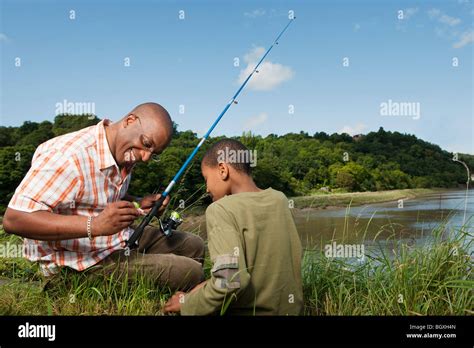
[180,202,251,315]
[8,149,81,213]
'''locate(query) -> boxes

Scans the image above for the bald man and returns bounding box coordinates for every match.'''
[3,102,205,291]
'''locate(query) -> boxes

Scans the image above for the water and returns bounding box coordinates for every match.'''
[293,189,474,251]
[185,189,474,255]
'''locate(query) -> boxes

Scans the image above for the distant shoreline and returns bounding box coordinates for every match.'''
[291,188,456,210]
[185,188,455,215]
[179,188,458,234]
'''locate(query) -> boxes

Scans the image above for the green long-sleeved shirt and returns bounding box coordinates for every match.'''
[181,188,303,315]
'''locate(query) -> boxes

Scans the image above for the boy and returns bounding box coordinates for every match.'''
[164,139,303,315]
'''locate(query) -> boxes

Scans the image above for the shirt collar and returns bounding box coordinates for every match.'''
[96,119,119,171]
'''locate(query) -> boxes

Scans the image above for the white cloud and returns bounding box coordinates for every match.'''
[428,8,441,19]
[453,29,474,48]
[237,46,294,91]
[354,23,361,32]
[0,33,9,43]
[439,14,462,26]
[244,46,266,63]
[243,112,268,129]
[404,7,419,20]
[339,123,367,136]
[244,9,266,18]
[428,8,461,26]
[427,8,468,47]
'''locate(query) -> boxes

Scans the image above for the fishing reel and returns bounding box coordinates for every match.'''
[159,211,183,237]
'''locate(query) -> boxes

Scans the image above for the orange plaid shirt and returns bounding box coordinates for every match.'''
[9,119,133,276]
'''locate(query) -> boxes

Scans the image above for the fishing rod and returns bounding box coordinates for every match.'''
[126,18,295,248]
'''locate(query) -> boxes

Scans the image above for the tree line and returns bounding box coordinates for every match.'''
[0,114,472,213]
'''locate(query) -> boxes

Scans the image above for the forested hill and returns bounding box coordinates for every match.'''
[0,114,472,212]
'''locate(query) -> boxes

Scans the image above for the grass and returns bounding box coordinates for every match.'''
[302,225,473,315]
[292,188,446,210]
[0,212,472,316]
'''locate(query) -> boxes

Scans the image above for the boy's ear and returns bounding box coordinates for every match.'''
[217,162,229,180]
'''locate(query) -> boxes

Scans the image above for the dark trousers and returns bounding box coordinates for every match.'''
[97,226,205,291]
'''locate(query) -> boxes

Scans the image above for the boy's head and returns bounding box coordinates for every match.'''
[201,139,253,201]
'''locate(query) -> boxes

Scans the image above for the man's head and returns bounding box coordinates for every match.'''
[113,102,173,170]
[201,139,253,201]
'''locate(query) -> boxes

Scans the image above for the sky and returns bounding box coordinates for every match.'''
[1,0,473,154]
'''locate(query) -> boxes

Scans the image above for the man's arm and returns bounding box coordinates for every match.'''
[4,208,90,240]
[4,148,140,241]
[3,201,140,241]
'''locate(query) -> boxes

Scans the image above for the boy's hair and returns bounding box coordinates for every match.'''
[202,139,252,175]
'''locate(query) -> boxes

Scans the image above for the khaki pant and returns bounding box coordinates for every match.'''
[96,226,205,291]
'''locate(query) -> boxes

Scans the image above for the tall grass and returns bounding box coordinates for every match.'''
[0,215,472,315]
[302,223,473,315]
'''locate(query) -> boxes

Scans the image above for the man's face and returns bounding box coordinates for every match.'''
[115,114,170,170]
[201,162,231,202]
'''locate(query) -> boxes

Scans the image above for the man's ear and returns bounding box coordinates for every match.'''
[123,114,138,128]
[217,162,229,180]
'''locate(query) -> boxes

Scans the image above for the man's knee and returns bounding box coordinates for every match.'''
[180,232,205,263]
[167,256,204,291]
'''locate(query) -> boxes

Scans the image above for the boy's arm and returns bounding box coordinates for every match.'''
[180,203,251,315]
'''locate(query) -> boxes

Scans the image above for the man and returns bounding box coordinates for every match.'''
[164,139,303,315]
[3,102,205,291]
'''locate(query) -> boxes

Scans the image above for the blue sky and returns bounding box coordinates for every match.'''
[1,0,473,153]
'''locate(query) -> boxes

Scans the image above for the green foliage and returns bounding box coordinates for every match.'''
[0,146,36,209]
[52,114,100,136]
[0,119,472,212]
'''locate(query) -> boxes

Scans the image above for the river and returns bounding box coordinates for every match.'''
[294,189,474,252]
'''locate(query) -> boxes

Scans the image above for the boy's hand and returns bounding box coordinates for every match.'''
[163,291,185,313]
[189,280,207,294]
[139,194,170,216]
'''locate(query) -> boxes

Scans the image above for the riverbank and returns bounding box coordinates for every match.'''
[179,188,451,235]
[291,188,450,210]
[0,187,471,315]
[183,188,450,217]
[0,222,471,315]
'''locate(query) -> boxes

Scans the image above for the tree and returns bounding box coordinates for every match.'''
[0,113,472,212]
[336,171,356,191]
[0,146,35,212]
[52,114,100,136]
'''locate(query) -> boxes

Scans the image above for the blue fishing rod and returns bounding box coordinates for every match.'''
[126,18,295,248]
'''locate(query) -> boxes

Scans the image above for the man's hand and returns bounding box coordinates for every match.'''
[92,201,140,237]
[139,194,170,216]
[163,291,186,314]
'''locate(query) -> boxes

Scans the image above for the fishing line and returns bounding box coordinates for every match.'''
[126,18,295,248]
